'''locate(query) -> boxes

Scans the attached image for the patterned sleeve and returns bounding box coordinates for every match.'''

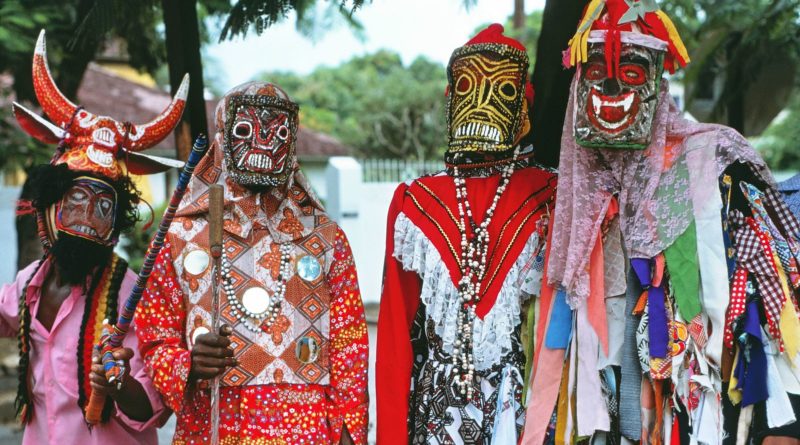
[327,227,370,445]
[134,239,192,413]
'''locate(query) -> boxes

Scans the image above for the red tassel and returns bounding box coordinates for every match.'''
[15,200,35,216]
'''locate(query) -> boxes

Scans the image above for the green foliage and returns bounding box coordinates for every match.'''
[73,1,166,73]
[663,1,800,113]
[757,94,800,170]
[663,1,800,167]
[219,0,366,41]
[474,10,543,66]
[260,50,448,160]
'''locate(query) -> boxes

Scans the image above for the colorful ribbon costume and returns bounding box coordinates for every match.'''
[524,1,800,444]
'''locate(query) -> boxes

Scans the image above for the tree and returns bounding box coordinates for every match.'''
[162,0,208,160]
[516,0,587,168]
[663,0,800,136]
[218,0,367,41]
[260,50,447,160]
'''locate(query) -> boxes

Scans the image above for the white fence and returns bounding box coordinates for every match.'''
[360,158,442,183]
[326,157,430,306]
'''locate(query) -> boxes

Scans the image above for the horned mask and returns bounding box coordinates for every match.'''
[13,30,187,180]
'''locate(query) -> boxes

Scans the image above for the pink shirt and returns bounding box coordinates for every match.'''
[0,259,169,445]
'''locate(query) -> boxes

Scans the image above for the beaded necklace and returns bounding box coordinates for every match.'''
[221,243,292,333]
[451,148,519,399]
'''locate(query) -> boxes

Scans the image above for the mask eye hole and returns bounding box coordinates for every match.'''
[67,189,87,204]
[619,64,647,86]
[455,74,472,95]
[499,81,517,100]
[584,62,606,81]
[97,198,113,217]
[233,121,253,139]
[276,125,290,141]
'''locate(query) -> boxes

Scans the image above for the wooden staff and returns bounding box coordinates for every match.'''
[85,134,209,424]
[208,184,224,444]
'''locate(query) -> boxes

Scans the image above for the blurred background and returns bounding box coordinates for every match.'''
[2,0,800,442]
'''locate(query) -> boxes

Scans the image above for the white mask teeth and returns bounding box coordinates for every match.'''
[621,94,634,112]
[592,94,602,115]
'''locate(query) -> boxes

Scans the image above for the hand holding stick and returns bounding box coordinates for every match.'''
[84,134,209,424]
[208,184,224,444]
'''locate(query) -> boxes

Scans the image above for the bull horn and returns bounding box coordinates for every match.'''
[125,74,190,151]
[32,30,81,129]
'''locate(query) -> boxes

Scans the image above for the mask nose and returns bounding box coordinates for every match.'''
[602,78,622,96]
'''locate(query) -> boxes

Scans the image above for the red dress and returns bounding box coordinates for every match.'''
[376,167,556,444]
[135,147,369,444]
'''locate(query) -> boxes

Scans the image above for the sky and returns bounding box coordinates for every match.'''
[207,0,546,91]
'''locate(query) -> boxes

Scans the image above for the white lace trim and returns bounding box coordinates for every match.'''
[393,212,543,371]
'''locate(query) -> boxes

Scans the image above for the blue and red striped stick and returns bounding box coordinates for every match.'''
[85,134,209,424]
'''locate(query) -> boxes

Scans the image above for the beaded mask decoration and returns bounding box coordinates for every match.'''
[565,0,690,149]
[445,24,533,173]
[47,176,118,246]
[220,82,300,187]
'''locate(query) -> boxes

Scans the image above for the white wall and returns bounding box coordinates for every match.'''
[0,186,20,285]
[326,158,398,305]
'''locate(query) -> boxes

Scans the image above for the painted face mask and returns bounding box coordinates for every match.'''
[574,42,664,149]
[563,0,690,150]
[223,94,299,187]
[51,177,118,245]
[444,24,532,171]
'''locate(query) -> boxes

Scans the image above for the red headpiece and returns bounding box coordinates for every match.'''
[565,0,690,75]
[12,30,187,181]
[454,24,535,106]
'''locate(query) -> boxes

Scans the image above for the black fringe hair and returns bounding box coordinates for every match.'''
[25,163,142,237]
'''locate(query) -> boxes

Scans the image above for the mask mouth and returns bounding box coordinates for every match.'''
[236,150,287,174]
[67,224,100,238]
[453,122,503,144]
[586,87,640,133]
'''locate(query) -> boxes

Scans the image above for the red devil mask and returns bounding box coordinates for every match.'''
[12,30,187,181]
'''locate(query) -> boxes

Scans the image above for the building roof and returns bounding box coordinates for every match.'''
[78,64,351,159]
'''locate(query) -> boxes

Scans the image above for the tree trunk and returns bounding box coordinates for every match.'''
[162,0,208,162]
[726,33,745,134]
[526,0,588,169]
[513,0,526,30]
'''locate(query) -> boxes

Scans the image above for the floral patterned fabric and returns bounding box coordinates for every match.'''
[135,228,369,444]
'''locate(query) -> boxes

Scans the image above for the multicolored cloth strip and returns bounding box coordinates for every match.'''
[725,268,748,350]
[730,211,784,350]
[631,257,669,359]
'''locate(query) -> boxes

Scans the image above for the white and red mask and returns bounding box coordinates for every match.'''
[563,0,690,150]
[47,177,118,246]
[221,90,299,187]
[574,40,663,149]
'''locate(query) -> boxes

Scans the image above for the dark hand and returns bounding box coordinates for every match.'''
[90,348,133,399]
[189,324,236,381]
[340,424,354,445]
